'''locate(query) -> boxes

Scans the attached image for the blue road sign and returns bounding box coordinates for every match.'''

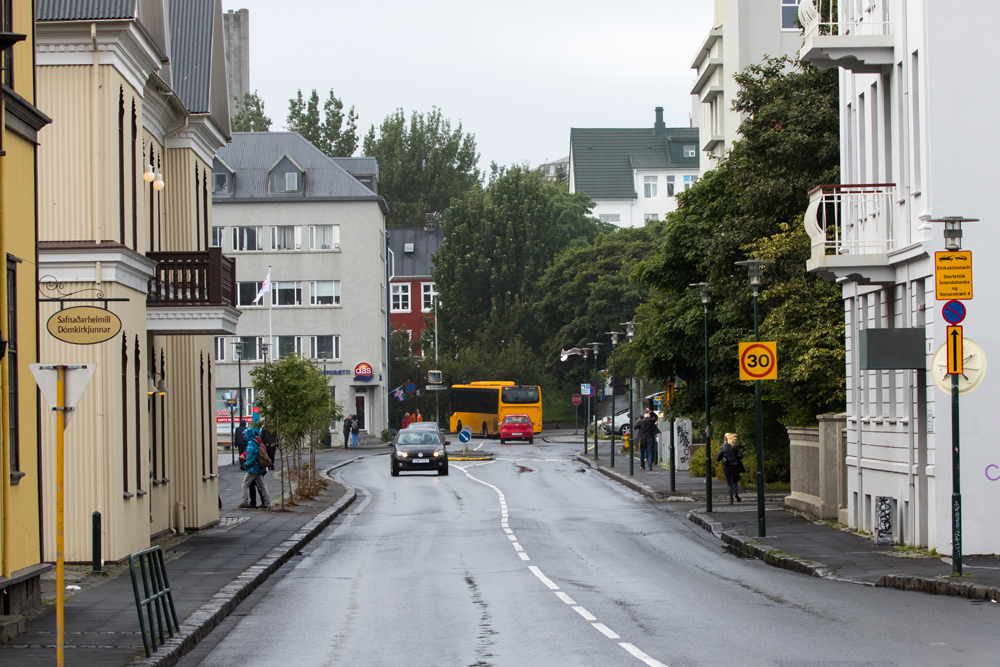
[942,300,967,325]
[581,383,595,397]
[458,429,472,444]
[405,382,417,394]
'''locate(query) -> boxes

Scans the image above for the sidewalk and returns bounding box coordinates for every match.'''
[0,450,364,666]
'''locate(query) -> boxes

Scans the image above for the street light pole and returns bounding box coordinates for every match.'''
[434,295,440,425]
[691,283,712,512]
[737,259,774,538]
[232,338,244,438]
[622,322,636,477]
[607,332,622,468]
[589,342,604,461]
[582,348,589,455]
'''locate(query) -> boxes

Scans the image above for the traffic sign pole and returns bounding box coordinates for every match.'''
[754,292,765,537]
[946,325,964,576]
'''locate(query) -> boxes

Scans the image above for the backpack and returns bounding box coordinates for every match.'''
[351,419,360,434]
[257,442,273,468]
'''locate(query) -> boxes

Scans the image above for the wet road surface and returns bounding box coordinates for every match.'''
[180,439,1000,667]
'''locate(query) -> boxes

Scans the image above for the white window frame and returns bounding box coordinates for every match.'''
[310,335,341,360]
[270,225,301,251]
[643,213,660,222]
[232,226,264,251]
[684,175,697,191]
[666,176,675,197]
[210,226,225,248]
[683,144,697,158]
[271,281,302,306]
[215,336,227,361]
[274,335,301,359]
[599,214,620,224]
[643,175,658,198]
[308,224,340,250]
[285,172,298,191]
[781,0,801,30]
[421,282,438,312]
[236,281,265,307]
[213,172,229,193]
[391,283,410,312]
[309,280,341,306]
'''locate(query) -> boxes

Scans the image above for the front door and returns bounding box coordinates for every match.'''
[355,392,367,430]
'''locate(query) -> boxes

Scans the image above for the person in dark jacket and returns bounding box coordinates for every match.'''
[638,409,658,471]
[238,426,272,510]
[342,415,352,449]
[716,432,744,504]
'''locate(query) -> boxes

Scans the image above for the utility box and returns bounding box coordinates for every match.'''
[858,328,925,370]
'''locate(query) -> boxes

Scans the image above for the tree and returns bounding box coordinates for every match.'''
[362,107,481,227]
[287,89,359,157]
[631,57,842,482]
[231,91,271,132]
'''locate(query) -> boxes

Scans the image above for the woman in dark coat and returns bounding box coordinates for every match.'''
[343,415,352,449]
[716,432,744,505]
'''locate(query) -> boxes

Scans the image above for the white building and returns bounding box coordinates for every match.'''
[690,0,804,173]
[568,108,699,228]
[799,0,1000,554]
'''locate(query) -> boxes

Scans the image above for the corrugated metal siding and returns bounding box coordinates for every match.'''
[167,0,213,113]
[37,0,137,21]
[164,148,198,251]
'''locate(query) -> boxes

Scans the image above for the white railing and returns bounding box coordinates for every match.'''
[800,0,892,40]
[804,184,896,257]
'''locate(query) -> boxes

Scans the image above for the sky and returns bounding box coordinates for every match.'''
[224,0,715,172]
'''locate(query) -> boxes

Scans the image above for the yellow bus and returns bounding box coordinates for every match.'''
[448,381,543,436]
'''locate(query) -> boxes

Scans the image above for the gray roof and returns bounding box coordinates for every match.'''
[214,132,384,203]
[570,127,699,200]
[168,0,214,114]
[38,0,136,21]
[389,226,444,278]
[331,157,379,179]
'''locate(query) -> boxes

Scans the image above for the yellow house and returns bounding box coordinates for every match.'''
[34,0,238,563]
[0,1,52,615]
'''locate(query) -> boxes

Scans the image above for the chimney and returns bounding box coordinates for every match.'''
[654,107,666,135]
[424,212,436,231]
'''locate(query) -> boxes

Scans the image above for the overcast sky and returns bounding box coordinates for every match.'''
[225,0,714,172]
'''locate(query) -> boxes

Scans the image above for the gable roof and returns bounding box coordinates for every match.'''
[570,127,699,200]
[167,0,214,114]
[331,157,378,179]
[388,226,444,279]
[214,132,385,206]
[38,0,136,21]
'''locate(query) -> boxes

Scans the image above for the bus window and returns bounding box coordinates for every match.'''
[501,386,540,404]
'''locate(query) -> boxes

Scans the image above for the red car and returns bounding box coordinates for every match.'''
[499,414,534,444]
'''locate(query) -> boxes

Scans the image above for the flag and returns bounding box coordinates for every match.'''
[253,271,271,304]
[392,386,405,402]
[560,347,584,362]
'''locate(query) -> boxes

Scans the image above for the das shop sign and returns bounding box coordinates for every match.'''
[46,306,122,345]
[354,362,374,382]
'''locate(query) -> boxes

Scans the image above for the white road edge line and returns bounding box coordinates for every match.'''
[619,642,670,667]
[518,552,530,560]
[573,606,596,621]
[555,591,576,605]
[593,623,620,639]
[528,566,559,590]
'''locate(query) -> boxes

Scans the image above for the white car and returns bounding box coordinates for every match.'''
[600,409,632,435]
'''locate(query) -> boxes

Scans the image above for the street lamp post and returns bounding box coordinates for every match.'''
[582,348,590,455]
[690,283,713,512]
[232,338,245,440]
[607,332,622,468]
[670,377,680,492]
[736,259,774,537]
[622,322,637,477]
[589,342,604,460]
[434,295,441,425]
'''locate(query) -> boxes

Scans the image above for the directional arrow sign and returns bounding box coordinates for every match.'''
[581,383,595,397]
[947,326,963,375]
[30,363,97,428]
[458,429,472,444]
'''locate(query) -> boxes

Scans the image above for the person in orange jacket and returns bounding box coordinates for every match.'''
[415,410,423,423]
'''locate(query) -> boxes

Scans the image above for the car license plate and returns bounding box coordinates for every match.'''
[412,458,429,463]
[513,433,523,436]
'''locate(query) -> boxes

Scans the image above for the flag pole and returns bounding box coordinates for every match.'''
[268,264,272,357]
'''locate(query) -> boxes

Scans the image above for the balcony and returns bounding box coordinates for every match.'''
[804,184,897,283]
[798,0,894,73]
[146,248,241,335]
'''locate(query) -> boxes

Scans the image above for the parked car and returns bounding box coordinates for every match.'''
[389,428,449,476]
[499,414,534,444]
[600,409,631,436]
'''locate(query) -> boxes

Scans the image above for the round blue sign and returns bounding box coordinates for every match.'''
[405,382,417,394]
[458,430,472,444]
[942,300,967,325]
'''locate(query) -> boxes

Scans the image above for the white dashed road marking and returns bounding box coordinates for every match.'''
[619,643,670,667]
[555,592,576,605]
[593,623,620,639]
[573,606,597,621]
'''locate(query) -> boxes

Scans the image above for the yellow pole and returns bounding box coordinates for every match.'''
[56,366,66,667]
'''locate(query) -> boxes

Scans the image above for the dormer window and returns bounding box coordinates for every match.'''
[213,172,229,193]
[267,155,305,194]
[285,172,297,191]
[683,144,696,158]
[212,157,236,197]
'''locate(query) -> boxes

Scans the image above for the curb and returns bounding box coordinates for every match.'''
[450,456,494,461]
[126,465,359,666]
[575,455,695,502]
[876,574,1000,601]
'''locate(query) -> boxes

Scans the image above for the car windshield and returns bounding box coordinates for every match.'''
[397,432,442,446]
[504,416,529,424]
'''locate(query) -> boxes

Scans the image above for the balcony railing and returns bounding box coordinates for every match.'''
[147,248,236,307]
[804,184,896,258]
[800,0,891,40]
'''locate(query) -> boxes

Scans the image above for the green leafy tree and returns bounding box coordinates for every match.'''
[231,91,271,132]
[362,107,481,227]
[631,57,842,483]
[287,89,359,157]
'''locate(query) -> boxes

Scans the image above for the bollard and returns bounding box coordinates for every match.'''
[92,511,102,573]
[174,502,186,535]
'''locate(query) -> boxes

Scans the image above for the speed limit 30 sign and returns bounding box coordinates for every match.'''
[739,342,778,381]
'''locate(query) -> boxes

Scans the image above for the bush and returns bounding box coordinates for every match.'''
[380,428,396,443]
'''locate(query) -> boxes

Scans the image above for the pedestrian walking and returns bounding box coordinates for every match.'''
[238,426,272,510]
[351,415,360,449]
[716,432,745,504]
[639,409,658,471]
[415,409,423,423]
[342,415,352,449]
[402,412,412,429]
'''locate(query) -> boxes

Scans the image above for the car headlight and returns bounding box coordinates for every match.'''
[433,450,443,457]
[398,451,408,458]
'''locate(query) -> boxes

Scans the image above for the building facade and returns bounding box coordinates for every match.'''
[690,0,804,173]
[34,0,238,562]
[212,132,388,439]
[388,223,443,357]
[799,0,1000,553]
[0,0,52,616]
[568,109,699,228]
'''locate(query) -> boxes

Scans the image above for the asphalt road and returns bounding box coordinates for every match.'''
[181,439,1000,667]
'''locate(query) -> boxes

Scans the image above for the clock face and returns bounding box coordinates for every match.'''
[931,338,987,396]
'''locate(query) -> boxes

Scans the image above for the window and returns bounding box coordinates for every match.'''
[7,260,18,475]
[285,172,298,191]
[237,281,265,306]
[213,172,229,193]
[309,224,339,250]
[781,0,800,30]
[271,225,299,250]
[643,175,658,198]
[275,336,300,358]
[684,175,697,190]
[599,214,620,224]
[666,176,675,197]
[911,52,921,191]
[391,283,410,312]
[211,226,224,248]
[215,336,227,361]
[683,144,696,158]
[272,281,302,306]
[310,280,341,305]
[422,283,438,311]
[643,213,659,222]
[310,335,340,360]
[232,226,263,251]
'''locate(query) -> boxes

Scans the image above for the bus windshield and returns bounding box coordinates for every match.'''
[501,386,540,404]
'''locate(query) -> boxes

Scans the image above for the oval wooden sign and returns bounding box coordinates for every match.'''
[46,306,122,345]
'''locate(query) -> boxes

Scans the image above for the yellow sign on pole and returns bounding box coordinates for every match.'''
[947,326,964,375]
[935,251,973,300]
[739,342,778,381]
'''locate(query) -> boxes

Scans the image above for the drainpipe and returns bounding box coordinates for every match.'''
[91,24,100,241]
